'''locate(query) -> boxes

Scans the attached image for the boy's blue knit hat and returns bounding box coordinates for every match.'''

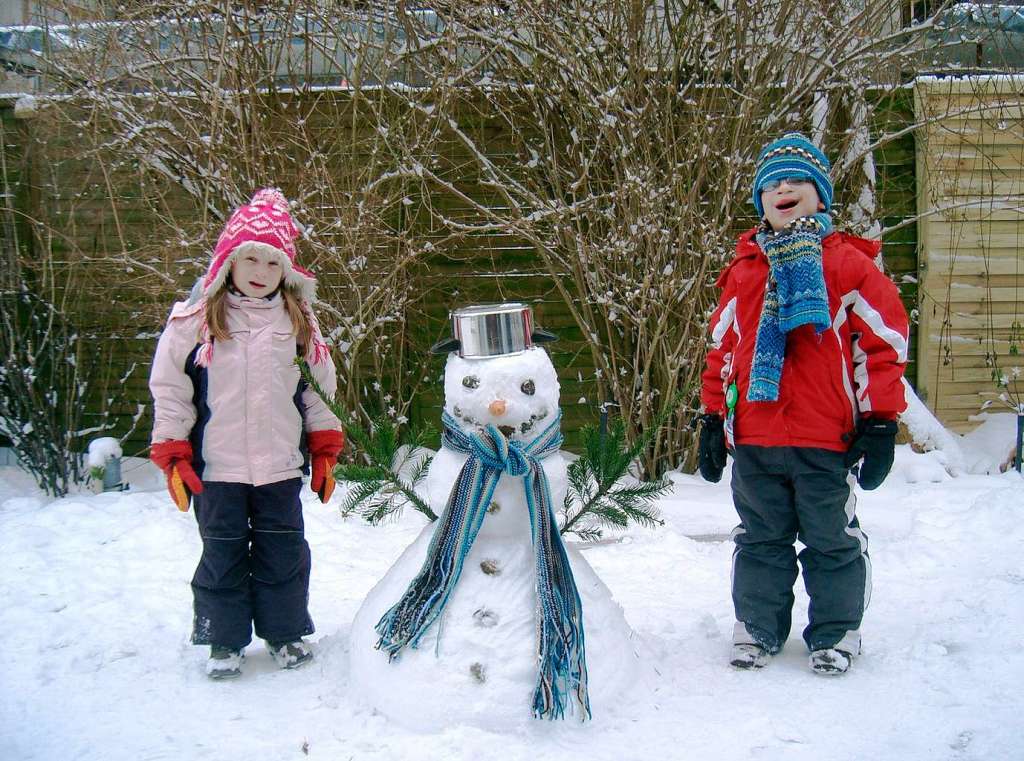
[752,132,833,217]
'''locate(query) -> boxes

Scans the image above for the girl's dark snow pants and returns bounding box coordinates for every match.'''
[730,445,869,655]
[190,478,314,649]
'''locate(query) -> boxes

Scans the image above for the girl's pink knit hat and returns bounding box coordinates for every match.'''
[193,188,329,367]
[203,188,317,301]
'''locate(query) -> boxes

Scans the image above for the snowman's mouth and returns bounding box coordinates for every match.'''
[519,409,549,435]
[453,407,515,438]
[451,405,550,440]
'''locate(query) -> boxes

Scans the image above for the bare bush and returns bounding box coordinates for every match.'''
[352,0,959,473]
[0,242,139,496]
[27,1,466,428]
[14,0,1020,476]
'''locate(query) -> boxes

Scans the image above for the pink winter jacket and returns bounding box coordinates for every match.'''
[149,291,341,486]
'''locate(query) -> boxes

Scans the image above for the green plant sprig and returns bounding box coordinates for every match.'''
[560,392,686,539]
[297,358,438,523]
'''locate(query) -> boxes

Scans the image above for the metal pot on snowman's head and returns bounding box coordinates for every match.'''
[430,302,558,358]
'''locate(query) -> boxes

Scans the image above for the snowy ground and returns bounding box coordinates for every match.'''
[2,421,1023,761]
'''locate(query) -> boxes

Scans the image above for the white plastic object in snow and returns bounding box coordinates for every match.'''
[87,437,123,492]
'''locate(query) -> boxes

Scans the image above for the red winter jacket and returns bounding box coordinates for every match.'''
[700,228,909,451]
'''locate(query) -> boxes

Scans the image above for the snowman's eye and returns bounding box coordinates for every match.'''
[520,380,536,396]
[462,375,480,390]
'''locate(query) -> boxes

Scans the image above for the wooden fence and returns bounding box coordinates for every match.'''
[915,77,1024,431]
[1,88,927,457]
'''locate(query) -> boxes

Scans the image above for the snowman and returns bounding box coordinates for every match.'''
[348,304,639,731]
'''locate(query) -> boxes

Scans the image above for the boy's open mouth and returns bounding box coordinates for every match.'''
[775,199,799,211]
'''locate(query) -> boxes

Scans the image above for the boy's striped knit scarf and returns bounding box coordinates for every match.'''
[748,213,833,402]
[374,409,591,721]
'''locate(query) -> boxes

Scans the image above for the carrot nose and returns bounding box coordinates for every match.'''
[488,399,507,417]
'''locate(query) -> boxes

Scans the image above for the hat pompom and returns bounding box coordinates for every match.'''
[249,187,290,210]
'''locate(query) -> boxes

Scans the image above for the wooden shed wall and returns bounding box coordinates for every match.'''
[915,78,1024,431]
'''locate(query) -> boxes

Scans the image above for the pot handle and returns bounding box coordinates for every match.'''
[430,337,461,354]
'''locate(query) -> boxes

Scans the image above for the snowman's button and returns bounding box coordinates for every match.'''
[480,559,500,576]
[473,608,499,627]
[470,662,486,683]
[487,501,501,514]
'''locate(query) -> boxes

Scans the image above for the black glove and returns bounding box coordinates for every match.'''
[698,414,727,483]
[843,418,898,490]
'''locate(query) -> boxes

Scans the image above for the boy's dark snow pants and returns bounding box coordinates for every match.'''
[730,445,868,655]
[190,478,314,650]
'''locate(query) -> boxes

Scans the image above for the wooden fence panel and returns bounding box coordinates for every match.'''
[915,78,1024,432]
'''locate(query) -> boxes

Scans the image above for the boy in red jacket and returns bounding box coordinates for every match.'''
[698,133,909,675]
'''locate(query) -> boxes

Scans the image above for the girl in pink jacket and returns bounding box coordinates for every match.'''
[148,189,344,680]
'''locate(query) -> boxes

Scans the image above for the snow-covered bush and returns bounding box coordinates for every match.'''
[18,0,1010,475]
[357,0,945,474]
[20,1,455,432]
[0,281,128,497]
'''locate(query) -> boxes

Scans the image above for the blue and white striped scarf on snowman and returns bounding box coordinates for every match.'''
[374,409,591,721]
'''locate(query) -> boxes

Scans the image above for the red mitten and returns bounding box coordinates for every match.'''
[150,440,204,512]
[308,429,344,504]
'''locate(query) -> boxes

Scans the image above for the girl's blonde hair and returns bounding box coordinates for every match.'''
[205,282,314,350]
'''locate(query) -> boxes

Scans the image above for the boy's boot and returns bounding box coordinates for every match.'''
[730,643,770,670]
[207,645,244,679]
[267,639,314,669]
[809,647,854,676]
[730,621,773,670]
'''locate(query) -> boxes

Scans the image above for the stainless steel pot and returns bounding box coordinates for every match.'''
[451,303,534,358]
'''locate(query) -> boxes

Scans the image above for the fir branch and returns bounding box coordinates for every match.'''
[572,527,604,542]
[335,463,391,481]
[589,505,630,527]
[361,495,404,525]
[406,451,433,488]
[339,479,388,518]
[560,392,684,539]
[601,488,667,530]
[297,358,438,522]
